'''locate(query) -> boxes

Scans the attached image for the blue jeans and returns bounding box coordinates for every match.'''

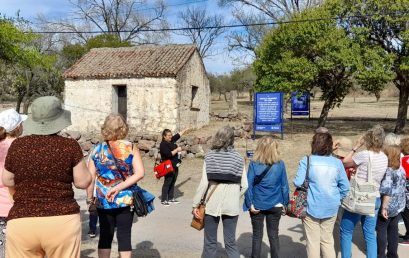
[340,198,381,258]
[89,212,98,232]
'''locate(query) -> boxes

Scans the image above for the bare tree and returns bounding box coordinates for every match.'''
[219,0,323,56]
[38,0,169,45]
[177,6,226,58]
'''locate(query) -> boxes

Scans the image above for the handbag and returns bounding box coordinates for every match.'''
[287,156,310,219]
[191,183,219,231]
[153,159,174,179]
[106,141,149,217]
[342,151,378,216]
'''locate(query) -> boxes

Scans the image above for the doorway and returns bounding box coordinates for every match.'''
[113,85,127,120]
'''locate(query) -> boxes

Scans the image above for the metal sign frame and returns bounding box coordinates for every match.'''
[253,92,284,140]
[290,92,311,120]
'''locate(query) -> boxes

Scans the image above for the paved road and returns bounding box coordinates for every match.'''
[76,190,408,258]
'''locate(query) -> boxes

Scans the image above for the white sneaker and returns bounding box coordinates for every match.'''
[169,199,180,204]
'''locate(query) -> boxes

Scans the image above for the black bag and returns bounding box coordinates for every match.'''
[106,141,148,217]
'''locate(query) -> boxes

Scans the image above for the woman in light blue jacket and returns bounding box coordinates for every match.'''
[294,132,349,258]
[244,136,289,258]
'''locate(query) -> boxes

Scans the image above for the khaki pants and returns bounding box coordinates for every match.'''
[303,214,337,258]
[6,214,81,258]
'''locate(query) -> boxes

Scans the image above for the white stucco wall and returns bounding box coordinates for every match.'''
[176,51,210,130]
[64,78,178,134]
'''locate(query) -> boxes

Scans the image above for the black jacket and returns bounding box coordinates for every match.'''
[159,133,180,167]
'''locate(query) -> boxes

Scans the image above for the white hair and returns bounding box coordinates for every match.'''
[384,133,401,146]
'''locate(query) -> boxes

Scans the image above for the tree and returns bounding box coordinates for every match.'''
[219,0,323,57]
[176,6,226,58]
[39,0,168,44]
[254,3,394,127]
[332,0,409,133]
[61,34,131,68]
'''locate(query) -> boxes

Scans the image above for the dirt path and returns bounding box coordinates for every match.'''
[77,193,408,258]
[76,161,409,258]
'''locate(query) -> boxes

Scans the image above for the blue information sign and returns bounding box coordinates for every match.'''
[291,92,310,116]
[253,92,284,139]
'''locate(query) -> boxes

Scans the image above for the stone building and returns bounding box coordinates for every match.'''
[63,44,210,134]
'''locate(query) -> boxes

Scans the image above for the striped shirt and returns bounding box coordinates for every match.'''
[205,149,244,183]
[353,150,388,191]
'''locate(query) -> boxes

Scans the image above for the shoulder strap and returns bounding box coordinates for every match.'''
[106,141,127,182]
[367,151,373,182]
[302,156,310,189]
[200,182,219,204]
[254,163,273,185]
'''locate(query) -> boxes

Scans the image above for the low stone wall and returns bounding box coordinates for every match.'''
[62,121,253,159]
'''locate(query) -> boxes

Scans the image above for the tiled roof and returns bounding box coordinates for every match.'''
[63,44,197,79]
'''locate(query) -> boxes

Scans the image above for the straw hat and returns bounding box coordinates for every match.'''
[23,96,71,135]
[0,109,27,132]
[333,137,353,157]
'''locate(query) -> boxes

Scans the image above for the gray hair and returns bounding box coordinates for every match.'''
[384,133,401,146]
[211,126,235,151]
[364,125,385,152]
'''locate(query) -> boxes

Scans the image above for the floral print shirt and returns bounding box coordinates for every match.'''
[91,140,137,209]
[379,167,407,217]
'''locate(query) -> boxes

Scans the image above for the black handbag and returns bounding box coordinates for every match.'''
[106,141,148,217]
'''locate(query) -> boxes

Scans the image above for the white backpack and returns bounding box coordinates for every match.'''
[342,151,378,216]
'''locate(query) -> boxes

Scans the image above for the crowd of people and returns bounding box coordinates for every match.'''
[0,95,408,258]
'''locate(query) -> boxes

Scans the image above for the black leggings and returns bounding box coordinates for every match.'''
[161,167,179,201]
[97,207,134,251]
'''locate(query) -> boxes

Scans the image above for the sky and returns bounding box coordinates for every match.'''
[0,0,253,74]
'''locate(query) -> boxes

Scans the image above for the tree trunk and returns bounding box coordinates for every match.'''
[375,92,381,102]
[223,92,228,102]
[394,84,409,133]
[317,98,334,128]
[23,97,30,114]
[15,94,24,113]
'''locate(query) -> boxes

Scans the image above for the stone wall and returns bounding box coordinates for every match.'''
[64,120,252,159]
[176,51,210,130]
[64,77,179,134]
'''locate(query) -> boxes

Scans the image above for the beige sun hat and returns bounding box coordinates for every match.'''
[23,96,71,135]
[0,109,27,132]
[333,137,353,157]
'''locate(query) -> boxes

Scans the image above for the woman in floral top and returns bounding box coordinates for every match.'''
[87,114,154,258]
[376,144,407,258]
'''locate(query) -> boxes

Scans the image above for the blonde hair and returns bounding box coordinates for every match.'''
[253,136,280,165]
[383,144,401,170]
[101,114,129,141]
[364,125,385,152]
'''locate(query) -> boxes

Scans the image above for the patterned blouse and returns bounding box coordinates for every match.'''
[91,140,138,209]
[379,167,407,217]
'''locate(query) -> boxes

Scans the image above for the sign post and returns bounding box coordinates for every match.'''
[290,92,311,119]
[253,92,284,140]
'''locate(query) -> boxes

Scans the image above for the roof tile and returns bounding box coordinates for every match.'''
[63,44,197,80]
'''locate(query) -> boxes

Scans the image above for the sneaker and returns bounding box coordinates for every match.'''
[399,238,409,246]
[399,234,409,241]
[88,230,96,238]
[169,199,180,204]
[161,201,170,207]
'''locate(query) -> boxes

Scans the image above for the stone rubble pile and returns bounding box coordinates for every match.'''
[61,121,253,159]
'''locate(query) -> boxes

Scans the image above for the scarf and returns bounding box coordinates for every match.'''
[205,149,244,183]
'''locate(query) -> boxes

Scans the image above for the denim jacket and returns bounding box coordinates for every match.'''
[243,160,290,211]
[293,155,350,219]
